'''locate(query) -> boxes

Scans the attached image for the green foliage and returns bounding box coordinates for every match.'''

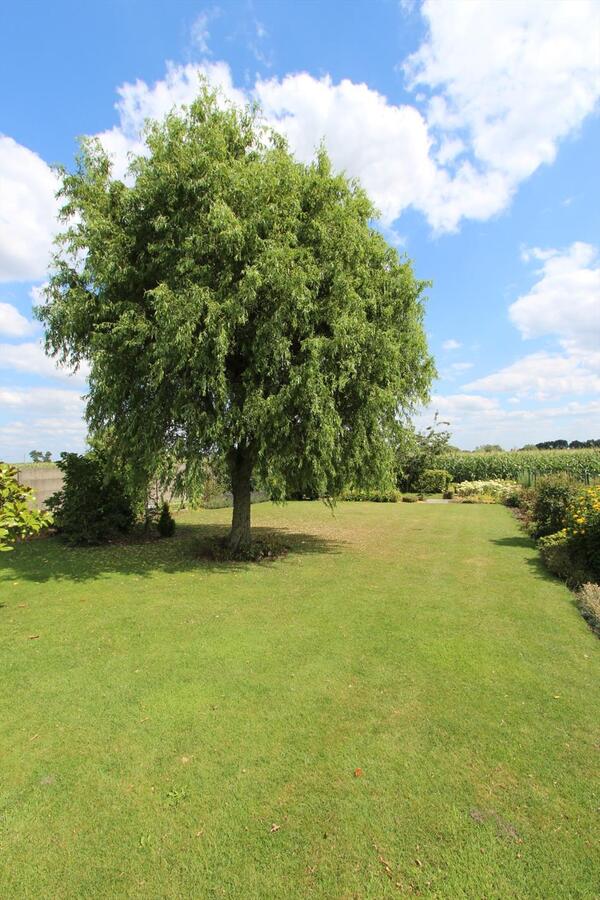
[438,449,600,484]
[402,494,418,502]
[455,479,522,503]
[38,84,434,549]
[576,582,600,635]
[537,530,590,587]
[0,462,52,550]
[417,468,450,493]
[398,414,452,490]
[474,444,504,453]
[47,452,135,544]
[157,501,176,537]
[529,474,580,539]
[565,485,600,578]
[343,488,399,502]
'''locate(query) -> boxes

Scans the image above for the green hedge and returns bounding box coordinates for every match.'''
[437,450,600,484]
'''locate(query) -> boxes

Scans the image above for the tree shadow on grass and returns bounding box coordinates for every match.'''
[489,534,561,583]
[0,523,343,585]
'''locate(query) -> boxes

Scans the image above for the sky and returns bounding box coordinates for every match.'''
[0,0,599,459]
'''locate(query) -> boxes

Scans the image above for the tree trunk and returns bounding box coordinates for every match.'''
[228,448,253,553]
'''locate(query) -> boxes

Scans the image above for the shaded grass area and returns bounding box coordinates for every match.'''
[1,502,598,898]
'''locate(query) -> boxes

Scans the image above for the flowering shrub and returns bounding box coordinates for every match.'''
[576,582,600,634]
[565,485,600,577]
[454,480,521,502]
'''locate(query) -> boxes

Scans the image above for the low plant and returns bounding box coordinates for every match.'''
[576,582,600,635]
[343,488,400,502]
[157,501,176,537]
[47,452,135,545]
[529,474,580,539]
[402,495,418,503]
[455,479,521,502]
[417,469,450,493]
[0,462,52,550]
[537,530,590,587]
[564,485,600,578]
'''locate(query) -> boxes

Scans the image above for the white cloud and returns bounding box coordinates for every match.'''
[442,339,461,350]
[0,136,60,282]
[464,242,600,400]
[404,0,600,229]
[0,302,33,337]
[0,341,89,384]
[191,7,221,55]
[417,393,600,449]
[0,387,87,460]
[450,361,473,372]
[509,242,600,352]
[465,351,600,399]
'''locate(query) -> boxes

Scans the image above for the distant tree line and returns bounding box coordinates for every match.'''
[519,440,600,451]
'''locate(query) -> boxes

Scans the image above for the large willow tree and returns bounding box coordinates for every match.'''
[38,86,434,552]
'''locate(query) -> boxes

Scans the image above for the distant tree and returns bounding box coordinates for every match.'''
[29,450,43,463]
[38,86,434,553]
[398,413,452,490]
[474,444,503,453]
[42,451,52,462]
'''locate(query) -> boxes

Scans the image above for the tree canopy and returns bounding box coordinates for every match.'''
[38,85,434,551]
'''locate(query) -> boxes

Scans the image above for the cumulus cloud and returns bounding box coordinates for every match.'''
[465,351,600,399]
[417,393,600,449]
[464,242,600,400]
[0,387,87,460]
[0,136,60,282]
[0,341,89,384]
[0,302,34,337]
[509,242,600,352]
[442,339,461,350]
[404,0,600,229]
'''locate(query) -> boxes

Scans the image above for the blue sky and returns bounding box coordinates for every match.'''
[1,0,599,459]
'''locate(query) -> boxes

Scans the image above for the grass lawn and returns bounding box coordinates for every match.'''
[1,502,598,898]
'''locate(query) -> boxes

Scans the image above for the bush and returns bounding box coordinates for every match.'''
[454,479,521,503]
[402,495,418,503]
[565,485,600,578]
[47,452,135,544]
[576,582,600,634]
[530,474,579,538]
[417,469,450,493]
[343,488,400,502]
[537,530,590,587]
[0,462,52,550]
[157,501,176,537]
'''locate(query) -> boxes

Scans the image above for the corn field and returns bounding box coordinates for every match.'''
[437,449,600,486]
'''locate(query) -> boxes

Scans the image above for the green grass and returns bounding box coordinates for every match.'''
[1,502,598,898]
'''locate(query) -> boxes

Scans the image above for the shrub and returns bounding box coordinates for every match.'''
[576,582,600,634]
[157,501,176,537]
[537,530,590,587]
[530,474,579,538]
[442,489,454,499]
[565,485,600,578]
[455,480,521,502]
[343,488,400,502]
[47,452,135,544]
[402,495,418,503]
[0,462,52,550]
[417,469,450,493]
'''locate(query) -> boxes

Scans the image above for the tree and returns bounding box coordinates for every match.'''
[37,86,434,553]
[398,413,451,491]
[0,463,52,550]
[29,450,43,463]
[474,444,504,453]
